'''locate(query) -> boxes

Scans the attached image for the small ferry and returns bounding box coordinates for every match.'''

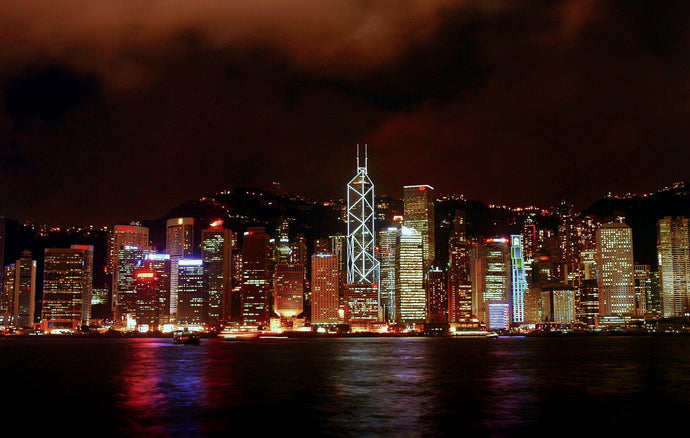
[449,330,499,339]
[173,329,201,345]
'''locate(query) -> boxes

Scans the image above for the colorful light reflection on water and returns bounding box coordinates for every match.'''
[3,336,690,437]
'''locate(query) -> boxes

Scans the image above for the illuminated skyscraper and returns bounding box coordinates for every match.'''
[634,264,651,317]
[344,283,379,323]
[472,238,511,325]
[71,244,93,324]
[115,245,153,323]
[541,283,575,324]
[167,217,194,318]
[576,249,599,327]
[133,254,170,331]
[657,217,690,317]
[41,247,93,333]
[240,227,271,328]
[596,221,635,317]
[0,264,15,326]
[522,216,537,263]
[177,259,206,325]
[346,145,379,285]
[311,253,341,325]
[274,263,304,318]
[377,226,400,322]
[427,265,448,323]
[330,234,346,275]
[13,250,36,328]
[510,235,528,325]
[202,221,233,326]
[403,185,435,272]
[396,226,425,324]
[110,224,149,317]
[448,210,473,324]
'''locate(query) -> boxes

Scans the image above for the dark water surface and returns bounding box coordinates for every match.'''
[2,335,689,437]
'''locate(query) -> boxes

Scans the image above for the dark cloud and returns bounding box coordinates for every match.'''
[4,64,99,130]
[0,0,688,226]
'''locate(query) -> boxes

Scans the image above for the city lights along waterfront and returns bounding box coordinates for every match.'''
[1,151,689,437]
[1,148,689,337]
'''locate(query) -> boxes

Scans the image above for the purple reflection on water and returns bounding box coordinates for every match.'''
[114,339,210,436]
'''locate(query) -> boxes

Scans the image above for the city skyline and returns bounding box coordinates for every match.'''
[1,1,689,227]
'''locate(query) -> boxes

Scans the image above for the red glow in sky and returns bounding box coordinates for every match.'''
[0,1,688,226]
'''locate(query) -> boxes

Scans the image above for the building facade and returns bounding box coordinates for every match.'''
[596,221,635,317]
[240,227,272,328]
[41,247,93,333]
[166,217,194,319]
[396,226,425,324]
[311,253,341,325]
[657,216,690,317]
[403,185,435,273]
[202,222,233,326]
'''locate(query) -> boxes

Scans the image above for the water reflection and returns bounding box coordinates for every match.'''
[83,336,690,437]
[324,338,438,437]
[114,339,210,436]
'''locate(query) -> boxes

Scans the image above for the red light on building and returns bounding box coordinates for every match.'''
[418,186,426,192]
[134,269,155,281]
[485,238,508,244]
[210,219,224,228]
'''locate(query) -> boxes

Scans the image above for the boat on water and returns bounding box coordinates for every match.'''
[173,329,201,345]
[449,330,499,338]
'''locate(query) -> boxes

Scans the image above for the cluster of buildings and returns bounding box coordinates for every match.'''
[0,148,689,335]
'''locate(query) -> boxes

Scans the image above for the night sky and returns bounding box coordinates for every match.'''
[1,0,689,227]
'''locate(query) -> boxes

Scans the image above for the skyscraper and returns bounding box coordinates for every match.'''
[634,264,651,317]
[71,244,93,324]
[396,226,425,325]
[510,235,528,325]
[111,224,149,317]
[346,145,379,285]
[311,252,341,325]
[344,283,379,323]
[448,210,473,325]
[403,184,435,272]
[274,263,304,318]
[14,250,36,329]
[167,217,194,318]
[177,259,206,325]
[240,227,271,328]
[133,254,170,331]
[472,238,511,325]
[427,265,448,323]
[0,264,15,326]
[115,245,153,324]
[596,221,635,317]
[202,221,233,326]
[377,226,400,322]
[657,216,690,317]
[541,283,575,324]
[42,247,93,333]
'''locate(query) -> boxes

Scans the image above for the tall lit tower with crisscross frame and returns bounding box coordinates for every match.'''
[347,145,379,286]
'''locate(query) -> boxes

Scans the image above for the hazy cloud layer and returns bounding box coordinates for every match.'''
[1,0,689,225]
